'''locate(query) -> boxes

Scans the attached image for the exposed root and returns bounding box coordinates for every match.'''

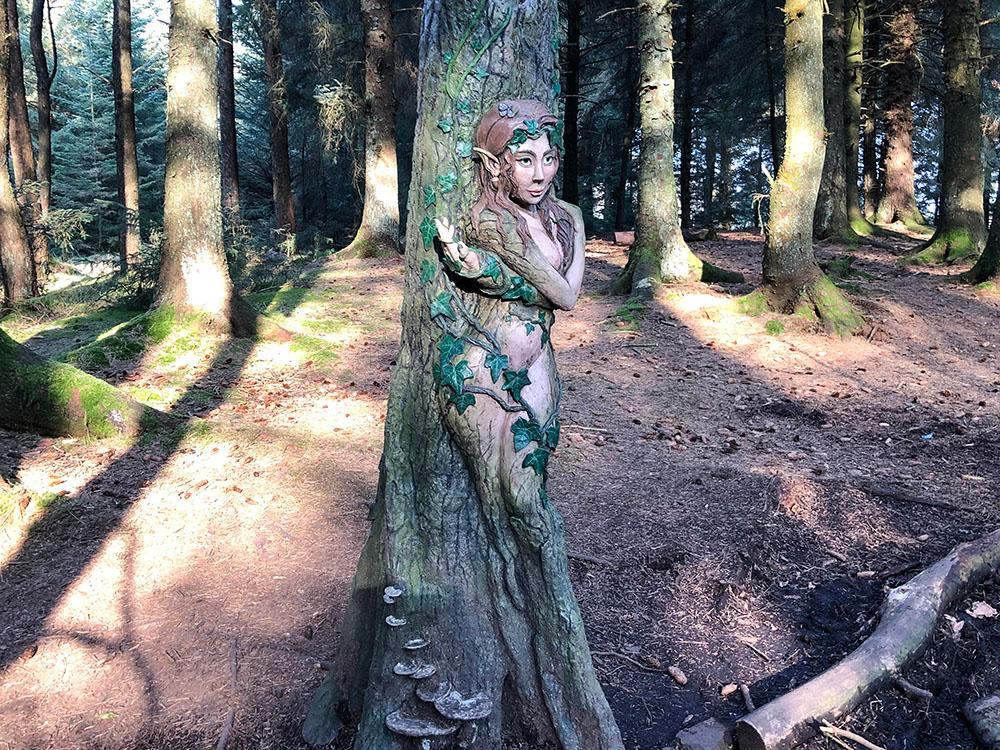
[609,242,743,298]
[793,275,866,338]
[903,227,982,266]
[338,226,400,260]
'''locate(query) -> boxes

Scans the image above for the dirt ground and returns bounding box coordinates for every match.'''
[1,230,998,750]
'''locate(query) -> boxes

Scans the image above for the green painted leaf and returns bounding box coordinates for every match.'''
[450,392,476,414]
[443,51,454,64]
[420,258,436,284]
[437,171,459,194]
[438,334,464,363]
[430,292,456,321]
[522,448,550,476]
[506,129,529,152]
[525,321,535,335]
[470,39,482,52]
[473,66,489,81]
[551,35,559,52]
[511,417,542,452]
[456,99,472,114]
[549,121,565,152]
[501,276,537,304]
[424,185,437,208]
[484,352,508,383]
[523,119,539,136]
[481,255,501,281]
[442,253,462,272]
[420,215,437,247]
[457,141,473,158]
[502,368,531,402]
[438,117,453,133]
[543,420,560,450]
[440,359,474,394]
[552,80,562,97]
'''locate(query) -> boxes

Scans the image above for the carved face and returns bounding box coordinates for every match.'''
[509,134,558,209]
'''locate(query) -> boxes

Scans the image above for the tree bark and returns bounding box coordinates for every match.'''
[29,0,54,220]
[861,6,880,220]
[613,39,638,232]
[303,2,623,748]
[845,0,877,234]
[678,0,694,230]
[906,0,985,265]
[259,0,295,235]
[704,130,716,228]
[761,0,864,337]
[561,0,581,206]
[158,0,257,336]
[963,168,1000,284]
[813,0,853,240]
[112,0,141,272]
[6,0,45,284]
[874,0,927,229]
[718,129,732,229]
[342,0,400,257]
[0,328,156,438]
[218,0,240,218]
[762,0,780,176]
[0,4,35,303]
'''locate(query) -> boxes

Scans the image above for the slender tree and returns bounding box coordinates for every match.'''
[158,0,257,335]
[862,6,880,219]
[964,183,1000,285]
[612,0,740,295]
[112,0,141,271]
[813,0,854,240]
[30,0,56,221]
[678,0,693,229]
[758,0,864,336]
[845,0,878,234]
[218,0,240,217]
[259,0,295,235]
[561,0,581,206]
[613,35,638,232]
[907,0,985,265]
[303,2,623,747]
[0,3,35,303]
[874,0,927,229]
[761,0,780,175]
[341,0,399,257]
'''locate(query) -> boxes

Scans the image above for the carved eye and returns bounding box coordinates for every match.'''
[517,157,532,167]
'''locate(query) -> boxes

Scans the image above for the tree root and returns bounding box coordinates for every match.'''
[608,243,743,298]
[735,528,1000,750]
[791,275,865,338]
[903,228,982,266]
[338,226,400,259]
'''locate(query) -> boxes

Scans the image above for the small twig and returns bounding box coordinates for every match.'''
[568,551,612,566]
[896,677,933,701]
[590,650,668,673]
[564,424,610,433]
[624,342,656,347]
[745,642,771,662]
[820,722,887,750]
[740,683,756,711]
[216,708,235,750]
[826,549,848,563]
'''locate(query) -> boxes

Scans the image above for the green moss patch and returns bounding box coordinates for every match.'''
[764,319,786,336]
[735,290,768,317]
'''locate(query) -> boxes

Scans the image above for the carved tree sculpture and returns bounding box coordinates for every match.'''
[304,3,623,749]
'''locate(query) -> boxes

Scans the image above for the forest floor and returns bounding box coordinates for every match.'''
[1,229,999,750]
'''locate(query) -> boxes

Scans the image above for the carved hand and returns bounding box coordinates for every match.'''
[435,217,482,276]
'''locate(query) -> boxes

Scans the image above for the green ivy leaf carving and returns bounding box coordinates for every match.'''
[522,447,550,476]
[549,121,565,152]
[420,258,436,284]
[424,185,437,208]
[440,360,474,394]
[449,392,476,414]
[457,141,473,158]
[438,117,453,133]
[543,420,560,450]
[502,368,531,402]
[550,35,559,52]
[481,255,501,281]
[438,334,465,364]
[506,129,529,152]
[456,99,472,114]
[473,66,489,81]
[484,352,508,383]
[523,119,539,136]
[430,292,456,321]
[437,171,458,194]
[511,417,543,452]
[501,276,537,304]
[443,51,454,64]
[525,321,535,335]
[552,79,562,97]
[420,215,437,247]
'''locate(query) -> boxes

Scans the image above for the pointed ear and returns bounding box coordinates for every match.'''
[473,147,502,180]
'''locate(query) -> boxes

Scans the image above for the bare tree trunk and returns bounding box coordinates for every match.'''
[862,7,880,220]
[874,0,927,229]
[813,0,854,240]
[342,0,399,257]
[303,2,623,748]
[761,0,780,175]
[718,129,732,229]
[218,0,240,218]
[561,0,581,206]
[113,0,141,272]
[0,4,35,303]
[704,130,716,228]
[760,0,864,337]
[845,0,877,234]
[29,0,54,219]
[259,0,295,235]
[908,0,985,264]
[678,0,694,229]
[613,42,638,233]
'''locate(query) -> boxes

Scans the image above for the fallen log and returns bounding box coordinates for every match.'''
[735,528,1000,750]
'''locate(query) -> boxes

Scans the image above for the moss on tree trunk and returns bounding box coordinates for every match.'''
[303,2,623,748]
[259,0,295,235]
[0,327,156,438]
[613,0,742,297]
[905,0,985,266]
[760,0,864,338]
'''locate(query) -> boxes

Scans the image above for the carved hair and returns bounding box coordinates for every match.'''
[469,100,574,273]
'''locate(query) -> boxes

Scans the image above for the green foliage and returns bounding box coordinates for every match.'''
[736,290,768,317]
[430,292,456,321]
[764,319,785,336]
[484,352,508,382]
[511,418,542,451]
[611,297,645,326]
[501,368,530,402]
[522,448,550,476]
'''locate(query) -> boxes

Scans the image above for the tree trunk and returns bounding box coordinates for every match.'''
[611,0,740,296]
[259,0,295,235]
[302,2,623,748]
[704,130,716,228]
[813,0,853,240]
[158,0,257,336]
[613,41,638,232]
[874,0,927,229]
[760,0,864,337]
[845,0,877,234]
[679,0,694,229]
[963,167,1000,284]
[218,0,240,218]
[718,130,732,229]
[29,0,54,220]
[906,0,985,265]
[561,0,581,206]
[762,0,780,176]
[112,0,141,272]
[342,0,400,257]
[861,6,880,220]
[0,4,35,303]
[0,328,155,438]
[6,0,45,284]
